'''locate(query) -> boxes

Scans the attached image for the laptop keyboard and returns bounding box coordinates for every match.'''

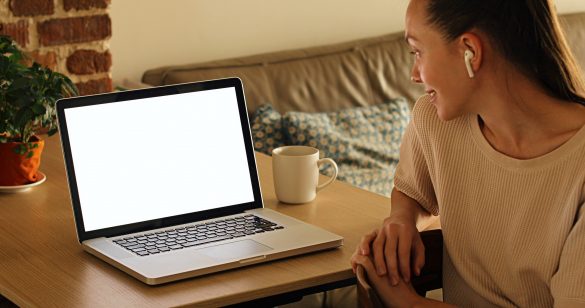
[113,214,284,256]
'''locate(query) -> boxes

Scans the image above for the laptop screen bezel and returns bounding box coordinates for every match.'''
[56,78,264,242]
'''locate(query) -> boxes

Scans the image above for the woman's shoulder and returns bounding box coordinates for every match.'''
[411,95,468,133]
[411,95,436,121]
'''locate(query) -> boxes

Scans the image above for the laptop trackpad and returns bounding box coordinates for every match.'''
[198,240,272,262]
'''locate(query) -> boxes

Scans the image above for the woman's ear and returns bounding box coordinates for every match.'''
[459,33,483,77]
[464,50,475,78]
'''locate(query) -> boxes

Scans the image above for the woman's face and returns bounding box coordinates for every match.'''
[405,0,474,121]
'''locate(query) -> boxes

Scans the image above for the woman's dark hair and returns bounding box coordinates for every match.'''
[425,0,585,105]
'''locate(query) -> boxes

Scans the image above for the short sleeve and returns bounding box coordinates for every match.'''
[551,202,585,307]
[393,102,439,216]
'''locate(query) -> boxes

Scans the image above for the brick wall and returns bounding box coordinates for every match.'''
[0,0,112,96]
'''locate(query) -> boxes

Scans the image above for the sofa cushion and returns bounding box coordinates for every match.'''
[282,98,410,196]
[250,104,286,155]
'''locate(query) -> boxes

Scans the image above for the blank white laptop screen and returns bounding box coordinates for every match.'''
[64,87,255,232]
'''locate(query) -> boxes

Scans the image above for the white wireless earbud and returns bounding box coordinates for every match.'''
[464,49,475,78]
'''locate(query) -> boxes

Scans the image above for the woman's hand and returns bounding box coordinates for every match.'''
[352,188,432,285]
[353,253,424,308]
[351,215,425,286]
[351,228,378,271]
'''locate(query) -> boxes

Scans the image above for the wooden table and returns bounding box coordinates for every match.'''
[0,135,401,307]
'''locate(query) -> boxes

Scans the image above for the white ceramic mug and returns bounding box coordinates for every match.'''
[272,146,338,204]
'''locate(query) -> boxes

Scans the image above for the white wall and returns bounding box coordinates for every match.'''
[110,0,585,84]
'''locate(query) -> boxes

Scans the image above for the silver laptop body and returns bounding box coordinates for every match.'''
[56,78,343,285]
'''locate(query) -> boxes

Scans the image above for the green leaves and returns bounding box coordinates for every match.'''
[14,95,33,108]
[31,104,46,115]
[0,35,79,143]
[47,127,58,136]
[14,108,33,132]
[0,36,23,62]
[9,77,29,91]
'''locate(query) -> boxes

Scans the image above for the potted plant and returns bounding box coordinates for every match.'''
[0,35,78,187]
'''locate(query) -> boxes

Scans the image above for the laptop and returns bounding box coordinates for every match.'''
[56,78,343,285]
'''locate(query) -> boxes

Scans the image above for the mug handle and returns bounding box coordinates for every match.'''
[316,158,338,192]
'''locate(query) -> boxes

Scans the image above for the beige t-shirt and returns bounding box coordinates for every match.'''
[394,95,585,307]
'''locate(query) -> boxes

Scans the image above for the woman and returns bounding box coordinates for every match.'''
[351,0,585,307]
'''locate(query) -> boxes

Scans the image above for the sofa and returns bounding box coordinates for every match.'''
[142,12,585,198]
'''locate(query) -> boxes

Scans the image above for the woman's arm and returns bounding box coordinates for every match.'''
[550,201,585,306]
[359,188,438,284]
[390,188,439,232]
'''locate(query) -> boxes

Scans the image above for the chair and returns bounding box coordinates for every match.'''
[356,229,443,308]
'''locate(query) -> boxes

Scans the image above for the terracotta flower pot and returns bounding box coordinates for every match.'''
[0,136,45,186]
